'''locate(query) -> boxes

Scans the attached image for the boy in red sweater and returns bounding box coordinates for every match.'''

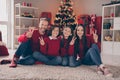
[32,26,62,65]
[0,18,49,67]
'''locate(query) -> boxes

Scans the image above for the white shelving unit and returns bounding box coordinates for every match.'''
[102,3,120,55]
[14,3,39,49]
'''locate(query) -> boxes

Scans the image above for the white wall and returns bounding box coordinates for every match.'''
[74,0,110,16]
[14,0,110,24]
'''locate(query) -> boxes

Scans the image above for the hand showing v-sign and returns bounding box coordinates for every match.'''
[93,30,98,43]
[26,29,34,38]
[39,37,45,46]
[70,36,76,45]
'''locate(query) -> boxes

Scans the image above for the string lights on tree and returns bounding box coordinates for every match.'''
[54,0,76,30]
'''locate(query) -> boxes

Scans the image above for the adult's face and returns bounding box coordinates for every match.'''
[76,26,84,38]
[39,20,48,35]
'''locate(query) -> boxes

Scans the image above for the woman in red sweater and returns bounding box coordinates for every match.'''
[32,26,62,65]
[74,24,113,77]
[60,26,76,67]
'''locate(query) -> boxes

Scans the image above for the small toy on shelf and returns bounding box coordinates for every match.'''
[103,23,112,29]
[104,35,112,41]
[21,12,34,18]
[22,2,32,7]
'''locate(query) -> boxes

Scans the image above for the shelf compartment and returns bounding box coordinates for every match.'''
[103,30,113,41]
[114,30,120,42]
[103,6,114,18]
[103,19,114,29]
[115,5,120,17]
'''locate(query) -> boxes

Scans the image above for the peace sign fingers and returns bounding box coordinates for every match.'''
[70,36,76,45]
[26,29,34,38]
[39,37,45,45]
[30,29,34,34]
[93,30,98,43]
[72,36,77,41]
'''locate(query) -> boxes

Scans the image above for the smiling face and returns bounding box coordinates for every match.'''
[76,26,84,38]
[39,20,48,35]
[51,27,59,38]
[63,27,72,39]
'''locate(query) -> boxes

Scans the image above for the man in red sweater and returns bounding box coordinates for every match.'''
[0,18,49,67]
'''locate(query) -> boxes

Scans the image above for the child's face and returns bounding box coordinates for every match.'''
[51,27,59,37]
[63,27,72,38]
[76,26,84,38]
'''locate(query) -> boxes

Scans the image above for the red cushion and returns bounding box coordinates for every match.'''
[0,46,9,56]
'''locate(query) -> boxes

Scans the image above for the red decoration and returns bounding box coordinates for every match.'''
[40,12,52,24]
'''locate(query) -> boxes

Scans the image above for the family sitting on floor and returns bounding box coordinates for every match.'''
[0,18,113,77]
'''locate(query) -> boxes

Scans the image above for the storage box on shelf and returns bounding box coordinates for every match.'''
[14,3,39,49]
[102,3,120,55]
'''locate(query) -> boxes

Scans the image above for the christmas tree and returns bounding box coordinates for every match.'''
[54,0,76,30]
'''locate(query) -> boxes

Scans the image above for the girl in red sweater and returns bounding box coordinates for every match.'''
[32,26,62,65]
[60,26,76,67]
[74,24,113,77]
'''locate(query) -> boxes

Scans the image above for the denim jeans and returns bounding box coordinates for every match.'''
[15,40,35,65]
[15,40,33,57]
[69,56,80,67]
[33,51,62,65]
[17,55,35,65]
[81,44,102,66]
[61,56,79,67]
[61,56,69,66]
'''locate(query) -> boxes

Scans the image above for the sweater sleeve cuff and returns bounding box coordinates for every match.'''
[18,35,28,42]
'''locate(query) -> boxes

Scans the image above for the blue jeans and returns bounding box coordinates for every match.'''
[15,40,35,65]
[15,40,33,57]
[61,56,79,67]
[33,51,62,65]
[17,55,35,65]
[61,56,68,66]
[81,44,102,66]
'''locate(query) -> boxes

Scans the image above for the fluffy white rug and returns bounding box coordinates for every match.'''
[0,50,120,80]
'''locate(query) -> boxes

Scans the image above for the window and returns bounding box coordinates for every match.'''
[0,0,14,48]
[0,25,7,43]
[0,0,8,21]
